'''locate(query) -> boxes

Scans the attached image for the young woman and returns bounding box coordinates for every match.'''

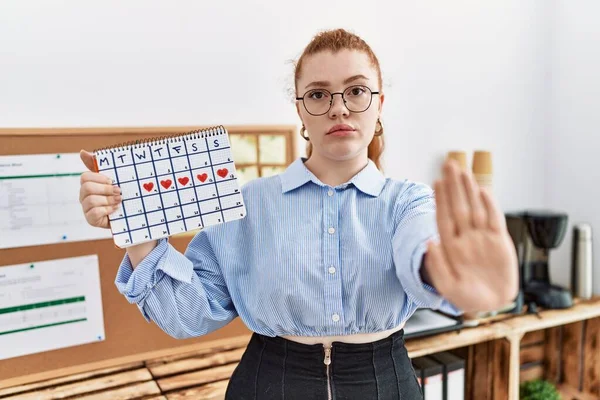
[79,29,518,400]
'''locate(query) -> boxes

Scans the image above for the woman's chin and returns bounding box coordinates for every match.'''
[323,145,367,161]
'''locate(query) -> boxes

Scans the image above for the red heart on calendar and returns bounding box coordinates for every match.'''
[217,168,229,178]
[178,177,189,186]
[197,173,208,182]
[160,179,172,189]
[143,182,154,192]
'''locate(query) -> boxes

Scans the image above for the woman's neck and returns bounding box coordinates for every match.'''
[304,152,369,187]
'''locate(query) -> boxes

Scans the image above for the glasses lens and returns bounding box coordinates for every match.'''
[303,89,331,115]
[343,85,372,113]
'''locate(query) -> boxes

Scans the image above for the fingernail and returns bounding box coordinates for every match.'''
[115,195,122,202]
[113,186,121,195]
[107,178,113,185]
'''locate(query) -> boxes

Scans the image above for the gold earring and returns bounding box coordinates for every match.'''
[374,118,383,136]
[300,126,310,141]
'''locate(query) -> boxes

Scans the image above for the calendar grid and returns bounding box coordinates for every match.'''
[107,191,242,222]
[110,151,132,245]
[111,157,232,185]
[205,137,225,223]
[148,144,170,238]
[183,137,204,228]
[106,204,243,234]
[130,147,151,240]
[165,141,188,233]
[94,126,246,248]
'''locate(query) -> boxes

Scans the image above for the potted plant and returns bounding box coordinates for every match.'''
[520,379,560,400]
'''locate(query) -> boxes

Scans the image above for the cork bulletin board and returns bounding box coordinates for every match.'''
[0,125,296,387]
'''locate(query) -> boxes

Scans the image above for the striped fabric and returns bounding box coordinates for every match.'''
[115,158,460,339]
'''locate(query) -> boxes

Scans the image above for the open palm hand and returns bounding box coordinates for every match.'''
[424,160,519,313]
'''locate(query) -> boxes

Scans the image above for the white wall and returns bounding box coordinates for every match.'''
[0,0,548,214]
[546,1,600,292]
[375,1,547,212]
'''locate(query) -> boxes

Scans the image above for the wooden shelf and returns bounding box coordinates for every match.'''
[2,298,600,399]
[499,297,600,334]
[405,297,600,399]
[406,323,505,358]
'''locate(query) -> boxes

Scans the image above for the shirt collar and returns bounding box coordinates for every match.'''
[280,158,386,197]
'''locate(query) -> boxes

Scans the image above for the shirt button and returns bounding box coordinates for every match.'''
[332,313,340,322]
[328,266,336,274]
[327,189,334,196]
[328,227,335,234]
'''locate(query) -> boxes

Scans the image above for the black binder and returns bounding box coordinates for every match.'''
[429,352,466,400]
[412,356,444,399]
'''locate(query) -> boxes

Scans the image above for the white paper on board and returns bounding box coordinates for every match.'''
[0,153,111,249]
[0,255,105,360]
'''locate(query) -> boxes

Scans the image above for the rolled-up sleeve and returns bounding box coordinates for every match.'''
[114,232,238,338]
[392,182,462,316]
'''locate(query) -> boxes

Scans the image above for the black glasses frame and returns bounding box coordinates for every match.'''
[296,85,380,116]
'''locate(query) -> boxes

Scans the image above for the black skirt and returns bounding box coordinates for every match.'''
[225,329,423,400]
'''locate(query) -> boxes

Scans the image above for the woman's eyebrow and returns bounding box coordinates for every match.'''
[343,74,369,85]
[304,74,370,89]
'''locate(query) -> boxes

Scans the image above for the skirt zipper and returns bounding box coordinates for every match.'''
[324,345,332,400]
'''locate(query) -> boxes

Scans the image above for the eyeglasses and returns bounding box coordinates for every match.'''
[296,85,380,116]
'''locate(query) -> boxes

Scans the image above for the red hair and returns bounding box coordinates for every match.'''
[294,28,385,170]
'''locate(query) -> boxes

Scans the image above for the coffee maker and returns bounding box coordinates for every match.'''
[505,210,573,311]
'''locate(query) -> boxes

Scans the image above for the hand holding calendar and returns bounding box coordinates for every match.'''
[79,151,123,230]
[78,126,247,249]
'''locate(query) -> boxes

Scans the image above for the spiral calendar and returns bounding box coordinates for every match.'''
[93,126,246,248]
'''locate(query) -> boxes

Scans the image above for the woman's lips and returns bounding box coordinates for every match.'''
[329,129,353,137]
[327,124,355,136]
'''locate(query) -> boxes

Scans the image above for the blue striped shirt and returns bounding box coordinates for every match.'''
[115,157,460,339]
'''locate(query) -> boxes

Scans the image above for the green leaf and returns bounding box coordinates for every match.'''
[520,379,560,400]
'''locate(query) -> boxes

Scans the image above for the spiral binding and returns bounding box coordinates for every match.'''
[94,125,227,155]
